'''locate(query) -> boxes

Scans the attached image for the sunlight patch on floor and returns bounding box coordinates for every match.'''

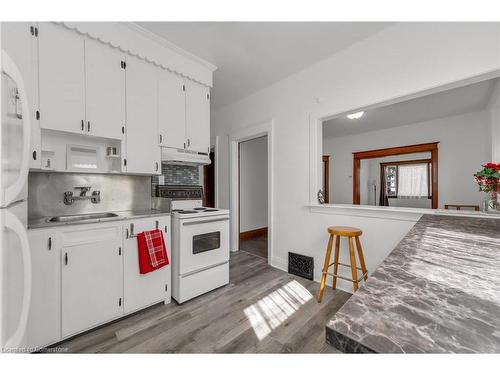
[243,280,313,340]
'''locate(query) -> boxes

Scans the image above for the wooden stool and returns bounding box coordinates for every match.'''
[317,226,368,302]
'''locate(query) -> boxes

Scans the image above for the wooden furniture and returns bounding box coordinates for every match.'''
[318,226,368,302]
[444,204,480,211]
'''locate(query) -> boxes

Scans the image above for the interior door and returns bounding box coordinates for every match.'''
[123,217,170,314]
[158,70,186,149]
[61,226,122,338]
[185,80,210,154]
[38,23,85,135]
[84,38,125,140]
[125,55,161,174]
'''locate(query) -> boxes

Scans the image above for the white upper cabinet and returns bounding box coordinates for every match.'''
[84,38,125,140]
[158,70,186,149]
[38,23,85,135]
[125,55,161,175]
[185,80,210,154]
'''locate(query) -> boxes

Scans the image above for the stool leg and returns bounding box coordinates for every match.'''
[332,235,340,289]
[355,236,368,282]
[348,237,359,292]
[317,234,334,303]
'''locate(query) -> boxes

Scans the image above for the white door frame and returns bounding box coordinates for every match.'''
[229,119,274,265]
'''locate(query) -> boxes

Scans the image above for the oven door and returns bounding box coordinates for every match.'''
[178,215,229,275]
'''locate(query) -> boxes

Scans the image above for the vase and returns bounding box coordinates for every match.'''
[486,191,500,212]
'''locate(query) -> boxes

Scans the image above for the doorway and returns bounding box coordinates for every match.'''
[238,136,268,259]
[229,119,274,265]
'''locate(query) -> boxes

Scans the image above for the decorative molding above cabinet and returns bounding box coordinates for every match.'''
[2,22,214,176]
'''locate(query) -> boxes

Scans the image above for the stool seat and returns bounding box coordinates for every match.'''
[328,226,362,237]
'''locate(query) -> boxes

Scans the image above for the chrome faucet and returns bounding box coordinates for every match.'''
[64,186,101,205]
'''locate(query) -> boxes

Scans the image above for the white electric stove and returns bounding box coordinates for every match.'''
[156,186,230,304]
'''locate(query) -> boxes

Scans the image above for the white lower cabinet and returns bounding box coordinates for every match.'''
[123,217,171,314]
[26,215,171,348]
[60,223,123,338]
[27,229,60,349]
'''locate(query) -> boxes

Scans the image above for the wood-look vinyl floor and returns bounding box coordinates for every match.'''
[55,251,351,353]
[239,234,268,259]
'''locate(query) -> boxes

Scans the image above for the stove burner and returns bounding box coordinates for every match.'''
[177,210,198,214]
[204,209,218,212]
[193,207,207,210]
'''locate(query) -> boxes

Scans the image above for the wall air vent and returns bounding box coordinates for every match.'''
[288,252,314,280]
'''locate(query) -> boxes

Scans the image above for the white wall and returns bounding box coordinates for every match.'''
[324,110,491,208]
[212,23,500,292]
[490,80,500,162]
[239,136,268,232]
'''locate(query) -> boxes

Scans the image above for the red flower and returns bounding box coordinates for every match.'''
[483,163,500,171]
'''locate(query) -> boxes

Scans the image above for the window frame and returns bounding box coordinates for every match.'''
[380,159,432,199]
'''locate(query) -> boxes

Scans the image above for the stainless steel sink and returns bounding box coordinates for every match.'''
[47,212,119,223]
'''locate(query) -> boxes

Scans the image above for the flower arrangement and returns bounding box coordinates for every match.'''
[474,163,500,210]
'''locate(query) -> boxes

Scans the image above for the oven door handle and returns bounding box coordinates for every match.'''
[182,217,229,226]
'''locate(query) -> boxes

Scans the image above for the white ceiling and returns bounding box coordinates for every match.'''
[136,22,393,109]
[323,78,499,139]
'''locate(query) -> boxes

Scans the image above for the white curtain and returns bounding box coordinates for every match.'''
[397,164,428,198]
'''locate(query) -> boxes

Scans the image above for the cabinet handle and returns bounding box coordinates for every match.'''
[64,252,68,265]
[48,237,52,250]
[87,121,90,132]
[32,150,37,160]
[119,298,122,307]
[155,220,159,229]
[81,120,84,131]
[159,134,162,144]
[164,225,168,233]
[155,162,159,172]
[118,247,122,256]
[187,139,191,147]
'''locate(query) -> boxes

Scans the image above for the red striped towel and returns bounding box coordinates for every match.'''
[137,229,169,274]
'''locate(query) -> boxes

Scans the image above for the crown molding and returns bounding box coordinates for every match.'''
[123,22,217,72]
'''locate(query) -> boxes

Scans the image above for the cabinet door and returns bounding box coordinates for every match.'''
[158,70,185,149]
[38,23,85,135]
[185,80,210,154]
[26,229,61,348]
[61,225,122,338]
[84,38,125,140]
[123,217,171,314]
[1,22,41,169]
[125,56,161,174]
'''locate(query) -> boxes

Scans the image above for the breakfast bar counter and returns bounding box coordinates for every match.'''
[326,214,500,353]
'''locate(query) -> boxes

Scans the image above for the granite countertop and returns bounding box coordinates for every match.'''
[326,214,500,353]
[28,209,171,229]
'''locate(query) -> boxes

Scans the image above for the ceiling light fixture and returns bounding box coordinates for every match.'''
[346,111,364,120]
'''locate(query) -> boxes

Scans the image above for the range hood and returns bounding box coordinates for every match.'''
[161,147,211,165]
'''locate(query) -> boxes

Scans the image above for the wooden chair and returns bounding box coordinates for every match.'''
[444,204,480,211]
[317,226,368,303]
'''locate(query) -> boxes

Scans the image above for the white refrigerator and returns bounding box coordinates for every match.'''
[0,47,32,352]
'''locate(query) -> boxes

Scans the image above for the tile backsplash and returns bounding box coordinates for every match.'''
[152,164,201,195]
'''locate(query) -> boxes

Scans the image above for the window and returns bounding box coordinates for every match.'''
[382,160,431,199]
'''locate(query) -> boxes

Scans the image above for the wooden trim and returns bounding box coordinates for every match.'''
[238,143,241,247]
[239,227,268,241]
[353,142,439,160]
[353,143,439,209]
[379,158,432,167]
[322,155,330,203]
